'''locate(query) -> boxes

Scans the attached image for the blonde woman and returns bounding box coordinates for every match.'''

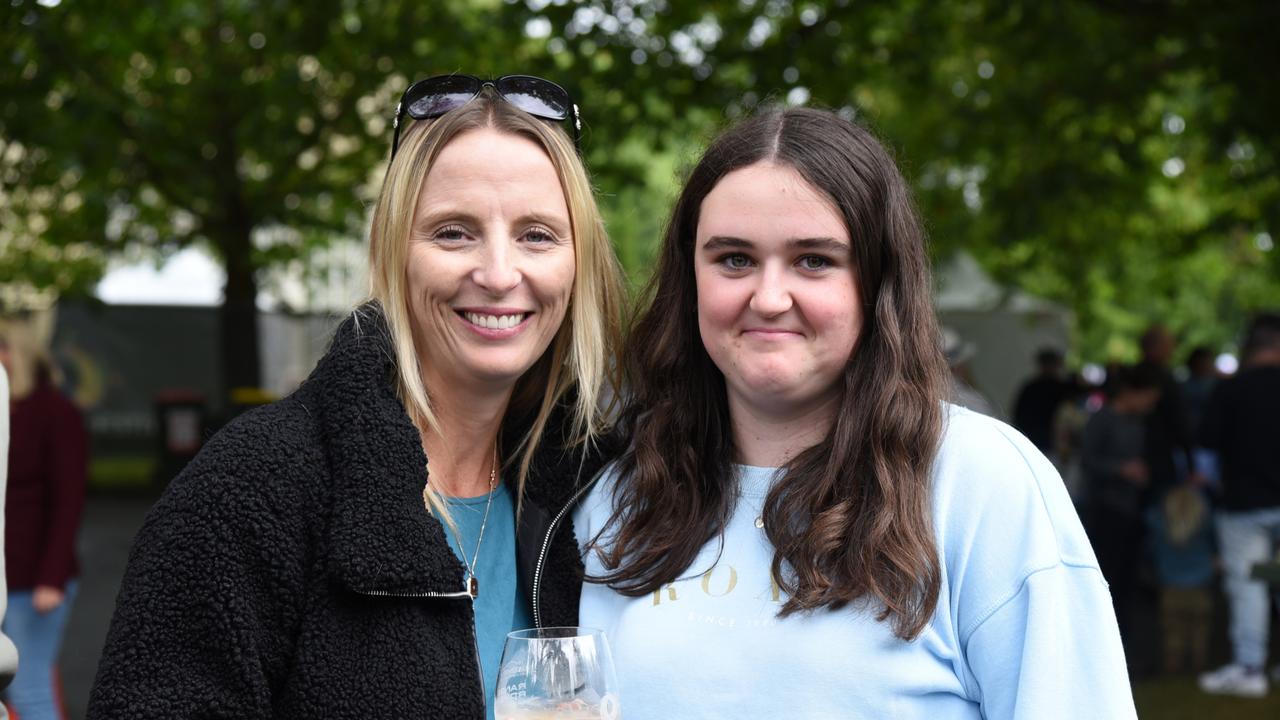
[88,76,625,720]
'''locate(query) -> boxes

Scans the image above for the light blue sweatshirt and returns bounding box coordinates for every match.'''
[575,406,1136,720]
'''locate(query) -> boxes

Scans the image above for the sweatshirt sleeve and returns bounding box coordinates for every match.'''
[87,464,305,719]
[963,564,1136,719]
[933,408,1136,720]
[36,393,88,590]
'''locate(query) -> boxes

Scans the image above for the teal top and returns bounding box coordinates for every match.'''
[444,482,534,720]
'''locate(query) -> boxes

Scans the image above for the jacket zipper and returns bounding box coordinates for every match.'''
[353,583,486,716]
[531,476,600,628]
[353,587,473,599]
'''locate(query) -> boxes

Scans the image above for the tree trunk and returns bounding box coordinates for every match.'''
[218,226,261,407]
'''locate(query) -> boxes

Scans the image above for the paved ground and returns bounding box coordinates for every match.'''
[60,492,158,720]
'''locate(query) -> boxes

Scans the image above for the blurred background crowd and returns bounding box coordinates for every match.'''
[1,0,1278,718]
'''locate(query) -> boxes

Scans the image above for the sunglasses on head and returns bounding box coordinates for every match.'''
[389,74,581,159]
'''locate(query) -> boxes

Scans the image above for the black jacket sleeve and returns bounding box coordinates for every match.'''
[87,465,308,719]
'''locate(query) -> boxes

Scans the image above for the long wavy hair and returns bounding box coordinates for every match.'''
[366,89,625,522]
[592,107,947,640]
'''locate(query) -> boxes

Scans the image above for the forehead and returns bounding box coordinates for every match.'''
[696,162,848,243]
[414,127,570,223]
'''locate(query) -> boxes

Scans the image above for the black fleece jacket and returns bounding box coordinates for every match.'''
[87,304,615,719]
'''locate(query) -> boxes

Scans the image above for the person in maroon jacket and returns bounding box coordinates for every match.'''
[0,325,87,720]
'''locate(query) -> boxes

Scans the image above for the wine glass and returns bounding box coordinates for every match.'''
[494,626,621,720]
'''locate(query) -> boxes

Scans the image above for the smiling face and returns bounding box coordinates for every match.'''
[406,127,575,394]
[695,161,862,420]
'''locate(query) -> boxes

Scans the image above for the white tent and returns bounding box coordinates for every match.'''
[935,252,1071,421]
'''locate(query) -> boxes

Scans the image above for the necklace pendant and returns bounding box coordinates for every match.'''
[468,576,479,599]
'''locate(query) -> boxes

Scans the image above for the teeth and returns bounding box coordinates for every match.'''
[464,312,524,330]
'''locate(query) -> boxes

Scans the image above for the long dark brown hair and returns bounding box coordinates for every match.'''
[592,107,947,641]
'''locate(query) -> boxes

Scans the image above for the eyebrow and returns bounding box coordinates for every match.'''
[521,212,572,236]
[414,207,572,236]
[701,235,850,253]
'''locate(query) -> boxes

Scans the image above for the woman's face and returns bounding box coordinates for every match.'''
[694,161,862,420]
[406,127,576,394]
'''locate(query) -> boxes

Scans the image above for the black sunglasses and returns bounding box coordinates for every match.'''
[390,74,581,159]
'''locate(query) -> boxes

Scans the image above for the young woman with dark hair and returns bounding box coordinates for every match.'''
[574,107,1136,718]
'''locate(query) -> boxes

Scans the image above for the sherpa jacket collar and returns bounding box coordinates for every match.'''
[304,303,600,597]
[305,304,464,595]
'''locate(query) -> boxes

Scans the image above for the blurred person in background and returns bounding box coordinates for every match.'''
[1,362,18,720]
[1136,324,1195,496]
[1051,376,1092,508]
[88,76,626,719]
[942,327,995,416]
[1081,364,1162,649]
[1180,345,1218,438]
[1145,484,1215,676]
[1198,312,1280,698]
[1013,347,1069,455]
[0,320,88,720]
[577,107,1134,719]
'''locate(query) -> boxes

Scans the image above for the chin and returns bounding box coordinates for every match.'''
[458,356,539,386]
[738,366,805,392]
[737,378,806,401]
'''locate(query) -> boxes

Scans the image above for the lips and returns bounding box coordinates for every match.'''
[741,327,803,337]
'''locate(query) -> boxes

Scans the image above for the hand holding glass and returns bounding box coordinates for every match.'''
[495,627,621,720]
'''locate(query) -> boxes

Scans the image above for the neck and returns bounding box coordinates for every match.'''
[728,393,837,468]
[1247,348,1280,367]
[418,368,512,499]
[1112,398,1139,415]
[4,362,36,400]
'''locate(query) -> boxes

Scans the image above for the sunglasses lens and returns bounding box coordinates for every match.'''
[406,75,479,118]
[497,75,570,120]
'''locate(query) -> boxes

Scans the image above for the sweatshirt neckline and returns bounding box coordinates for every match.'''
[735,464,782,498]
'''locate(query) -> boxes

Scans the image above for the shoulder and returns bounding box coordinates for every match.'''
[1223,366,1280,394]
[157,393,324,532]
[523,422,625,511]
[931,404,1097,591]
[934,404,1062,495]
[571,459,624,551]
[33,382,84,425]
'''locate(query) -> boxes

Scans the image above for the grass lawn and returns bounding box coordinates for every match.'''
[89,455,155,491]
[1134,676,1280,719]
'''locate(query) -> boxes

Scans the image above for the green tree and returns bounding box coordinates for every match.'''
[3,0,1277,389]
[0,0,550,398]
[522,0,1280,357]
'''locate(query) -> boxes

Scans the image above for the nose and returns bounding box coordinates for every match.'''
[472,238,522,295]
[748,265,793,317]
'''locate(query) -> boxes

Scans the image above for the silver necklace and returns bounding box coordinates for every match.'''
[452,448,498,600]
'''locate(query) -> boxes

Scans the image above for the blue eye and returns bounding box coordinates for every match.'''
[523,228,557,244]
[719,253,753,270]
[799,255,831,270]
[433,225,468,242]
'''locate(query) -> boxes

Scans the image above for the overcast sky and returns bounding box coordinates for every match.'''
[95,247,224,305]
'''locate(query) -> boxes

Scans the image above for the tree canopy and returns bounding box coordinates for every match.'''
[2,0,1277,390]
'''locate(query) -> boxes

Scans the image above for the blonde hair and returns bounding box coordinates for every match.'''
[0,317,50,399]
[1163,485,1208,545]
[366,89,624,522]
